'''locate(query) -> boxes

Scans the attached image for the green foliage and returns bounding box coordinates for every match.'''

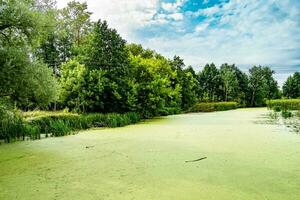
[79,20,132,112]
[0,0,43,46]
[267,99,300,111]
[60,60,88,111]
[29,112,140,137]
[0,0,58,110]
[281,110,293,119]
[130,55,181,118]
[127,43,161,59]
[198,63,223,102]
[37,0,92,74]
[170,56,199,110]
[219,64,249,104]
[0,100,28,142]
[220,64,239,101]
[283,72,300,98]
[0,47,58,109]
[1,109,140,142]
[189,102,238,112]
[248,66,280,107]
[60,1,92,47]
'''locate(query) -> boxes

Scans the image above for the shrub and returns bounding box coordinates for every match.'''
[281,110,293,119]
[267,99,300,111]
[188,102,238,112]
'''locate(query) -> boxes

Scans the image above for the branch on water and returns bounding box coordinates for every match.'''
[185,157,207,163]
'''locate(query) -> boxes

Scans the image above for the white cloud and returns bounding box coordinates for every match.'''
[169,13,184,21]
[192,5,220,17]
[161,0,186,12]
[142,0,300,85]
[195,23,209,32]
[56,0,159,40]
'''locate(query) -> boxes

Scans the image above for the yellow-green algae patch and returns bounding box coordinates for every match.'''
[0,108,300,200]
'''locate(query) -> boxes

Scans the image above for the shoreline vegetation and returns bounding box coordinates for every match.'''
[1,1,300,143]
[0,110,141,143]
[0,103,239,144]
[267,99,300,133]
[188,102,238,112]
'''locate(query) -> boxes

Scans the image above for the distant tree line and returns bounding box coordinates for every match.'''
[0,0,299,118]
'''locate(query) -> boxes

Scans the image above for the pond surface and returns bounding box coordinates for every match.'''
[0,108,299,200]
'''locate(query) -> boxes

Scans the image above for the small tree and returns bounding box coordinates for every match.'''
[283,72,300,98]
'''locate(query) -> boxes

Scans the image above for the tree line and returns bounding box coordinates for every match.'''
[0,0,299,118]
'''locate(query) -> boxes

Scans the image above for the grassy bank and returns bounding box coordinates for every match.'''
[267,99,300,111]
[1,101,242,143]
[188,102,238,112]
[0,111,140,143]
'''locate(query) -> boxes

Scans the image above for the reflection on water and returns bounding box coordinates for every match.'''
[254,110,300,134]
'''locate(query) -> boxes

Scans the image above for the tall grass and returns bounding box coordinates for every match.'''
[188,102,238,112]
[1,111,140,142]
[267,99,300,111]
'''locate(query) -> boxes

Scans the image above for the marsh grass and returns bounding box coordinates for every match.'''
[188,102,238,112]
[1,110,141,142]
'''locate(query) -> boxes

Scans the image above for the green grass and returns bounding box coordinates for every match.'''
[267,99,300,111]
[188,102,238,112]
[1,110,141,142]
[22,109,78,120]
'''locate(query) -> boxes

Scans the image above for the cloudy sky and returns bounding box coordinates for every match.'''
[57,0,300,85]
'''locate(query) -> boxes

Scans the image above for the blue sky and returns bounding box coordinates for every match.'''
[58,0,300,86]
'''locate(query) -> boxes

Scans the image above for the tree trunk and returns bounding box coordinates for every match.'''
[251,90,256,107]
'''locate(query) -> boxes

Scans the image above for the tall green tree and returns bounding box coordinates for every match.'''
[219,64,249,104]
[60,0,91,47]
[80,20,132,112]
[37,0,92,74]
[220,64,239,102]
[0,0,42,46]
[130,56,181,117]
[170,56,198,110]
[0,0,58,108]
[283,72,300,98]
[248,66,279,106]
[198,63,223,101]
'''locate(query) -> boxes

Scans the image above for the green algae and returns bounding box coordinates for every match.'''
[0,108,300,200]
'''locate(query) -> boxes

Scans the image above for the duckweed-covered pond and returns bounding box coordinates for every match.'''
[0,108,299,200]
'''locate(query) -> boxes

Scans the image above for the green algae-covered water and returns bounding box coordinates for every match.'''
[1,108,300,200]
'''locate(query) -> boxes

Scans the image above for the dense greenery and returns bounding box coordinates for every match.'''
[267,99,300,111]
[0,108,140,142]
[282,72,300,98]
[0,0,298,142]
[189,102,238,112]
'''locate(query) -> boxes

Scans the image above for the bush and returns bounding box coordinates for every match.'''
[188,102,238,112]
[267,99,300,111]
[281,110,293,119]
